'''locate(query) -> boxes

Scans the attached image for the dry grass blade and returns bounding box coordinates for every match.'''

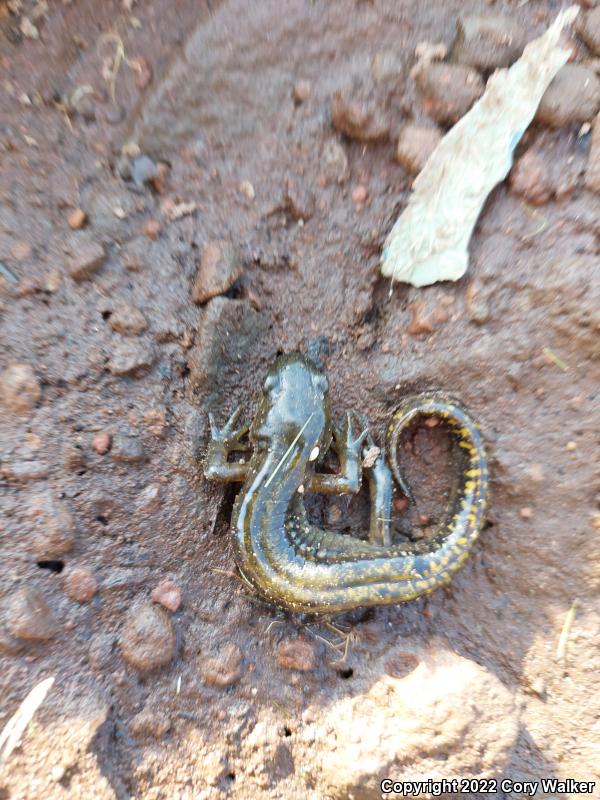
[264,413,314,488]
[542,347,568,372]
[0,676,54,765]
[556,599,578,665]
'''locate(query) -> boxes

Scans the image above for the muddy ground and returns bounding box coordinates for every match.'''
[1,1,600,798]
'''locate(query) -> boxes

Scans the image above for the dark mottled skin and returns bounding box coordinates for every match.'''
[204,353,488,613]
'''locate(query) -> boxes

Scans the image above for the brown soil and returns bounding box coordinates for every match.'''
[1,1,599,799]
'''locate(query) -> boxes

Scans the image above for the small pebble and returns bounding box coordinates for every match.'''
[509,149,553,205]
[120,602,176,671]
[566,441,577,451]
[108,341,154,377]
[67,208,86,230]
[519,507,533,519]
[527,677,546,700]
[293,78,312,103]
[130,56,152,90]
[143,407,167,438]
[109,304,148,336]
[352,184,369,204]
[284,176,315,220]
[20,16,39,39]
[28,492,76,560]
[528,463,544,482]
[393,496,409,513]
[6,587,57,641]
[131,154,158,188]
[51,765,66,782]
[151,580,182,613]
[371,50,403,84]
[151,162,170,194]
[415,41,448,63]
[111,431,146,464]
[143,219,161,240]
[0,363,41,414]
[277,638,317,671]
[407,302,434,336]
[64,567,98,603]
[88,633,116,671]
[45,270,62,293]
[465,281,491,325]
[191,240,243,305]
[11,240,32,261]
[322,138,349,184]
[568,395,584,411]
[92,431,112,454]
[1,460,49,483]
[239,180,255,199]
[67,238,106,282]
[121,237,146,271]
[122,140,141,159]
[137,483,161,512]
[200,643,243,687]
[63,442,86,471]
[330,82,389,142]
[130,710,171,739]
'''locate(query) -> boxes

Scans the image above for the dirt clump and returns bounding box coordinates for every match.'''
[320,647,519,798]
[4,587,58,642]
[66,236,106,281]
[0,362,41,414]
[200,642,244,687]
[452,12,527,72]
[414,61,485,125]
[192,239,243,304]
[120,602,177,671]
[330,80,390,142]
[536,64,600,127]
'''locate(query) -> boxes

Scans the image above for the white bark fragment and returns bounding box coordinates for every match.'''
[381,6,580,288]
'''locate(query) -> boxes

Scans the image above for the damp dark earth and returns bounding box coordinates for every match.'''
[1,1,600,799]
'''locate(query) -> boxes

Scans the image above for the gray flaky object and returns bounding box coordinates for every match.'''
[381,6,579,288]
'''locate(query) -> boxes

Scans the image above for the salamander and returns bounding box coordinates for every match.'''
[204,352,488,613]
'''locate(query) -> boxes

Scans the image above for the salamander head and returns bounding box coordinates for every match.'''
[250,352,331,453]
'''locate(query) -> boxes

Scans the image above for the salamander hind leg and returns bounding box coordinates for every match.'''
[308,412,369,495]
[360,422,395,546]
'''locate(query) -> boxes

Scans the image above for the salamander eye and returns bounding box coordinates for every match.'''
[264,373,279,393]
[312,374,328,393]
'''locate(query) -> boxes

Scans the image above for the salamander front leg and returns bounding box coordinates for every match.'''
[204,408,251,483]
[307,412,368,495]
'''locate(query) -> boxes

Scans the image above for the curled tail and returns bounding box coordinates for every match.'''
[384,393,489,592]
